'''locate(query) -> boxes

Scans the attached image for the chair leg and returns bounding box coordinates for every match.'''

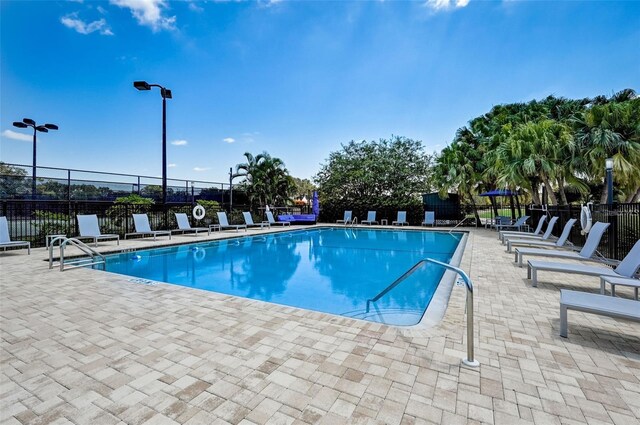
[560,305,568,338]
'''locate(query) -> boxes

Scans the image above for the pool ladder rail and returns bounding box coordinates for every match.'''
[48,236,106,271]
[366,258,479,368]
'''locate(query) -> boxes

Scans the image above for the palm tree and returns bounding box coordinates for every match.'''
[573,98,640,202]
[235,152,294,209]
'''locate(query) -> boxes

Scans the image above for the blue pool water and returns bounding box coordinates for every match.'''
[103,228,463,325]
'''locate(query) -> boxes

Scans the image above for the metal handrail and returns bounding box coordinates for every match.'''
[49,237,106,271]
[366,257,479,367]
[449,216,471,233]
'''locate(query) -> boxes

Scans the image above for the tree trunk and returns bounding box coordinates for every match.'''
[529,181,542,205]
[540,173,558,205]
[467,189,481,227]
[556,177,568,206]
[489,196,499,217]
[628,186,640,203]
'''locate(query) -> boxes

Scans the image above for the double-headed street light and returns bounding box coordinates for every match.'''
[134,80,172,204]
[12,118,58,199]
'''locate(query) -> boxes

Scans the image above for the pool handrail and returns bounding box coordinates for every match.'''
[366,257,479,367]
[49,236,106,271]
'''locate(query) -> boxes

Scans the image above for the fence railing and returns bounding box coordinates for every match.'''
[320,201,639,261]
[0,163,248,204]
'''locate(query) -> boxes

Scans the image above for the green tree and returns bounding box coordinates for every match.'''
[0,162,28,198]
[235,152,294,208]
[315,136,432,207]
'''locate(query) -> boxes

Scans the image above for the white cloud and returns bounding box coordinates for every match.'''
[2,130,32,142]
[223,137,236,144]
[60,14,114,35]
[188,1,204,12]
[109,0,176,32]
[193,167,211,172]
[425,0,469,11]
[168,163,177,167]
[171,139,188,146]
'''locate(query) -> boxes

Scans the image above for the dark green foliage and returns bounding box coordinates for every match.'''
[315,136,433,211]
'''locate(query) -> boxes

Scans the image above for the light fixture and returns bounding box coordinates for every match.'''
[605,158,614,170]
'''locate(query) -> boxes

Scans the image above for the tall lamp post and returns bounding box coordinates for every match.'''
[133,81,172,204]
[12,118,58,199]
[605,158,614,205]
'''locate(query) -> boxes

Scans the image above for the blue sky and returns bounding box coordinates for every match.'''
[1,0,639,184]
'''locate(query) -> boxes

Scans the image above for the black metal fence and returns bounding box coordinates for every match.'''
[0,163,248,204]
[1,200,253,248]
[526,203,640,261]
[319,200,639,261]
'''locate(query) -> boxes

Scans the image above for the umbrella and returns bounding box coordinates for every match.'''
[312,191,319,216]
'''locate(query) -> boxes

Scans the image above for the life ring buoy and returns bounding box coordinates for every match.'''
[192,205,206,220]
[580,205,592,234]
[193,247,206,262]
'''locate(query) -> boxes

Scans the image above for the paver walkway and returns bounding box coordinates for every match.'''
[1,227,639,424]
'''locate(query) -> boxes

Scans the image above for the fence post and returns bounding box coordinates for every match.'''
[608,203,619,260]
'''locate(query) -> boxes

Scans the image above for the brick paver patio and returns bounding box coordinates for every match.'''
[1,226,639,424]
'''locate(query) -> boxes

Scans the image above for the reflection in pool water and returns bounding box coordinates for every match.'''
[104,228,462,325]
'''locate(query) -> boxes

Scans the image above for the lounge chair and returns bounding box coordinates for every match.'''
[242,212,270,229]
[0,216,30,254]
[422,211,435,227]
[494,215,529,232]
[503,216,558,245]
[337,211,353,224]
[217,212,248,232]
[173,213,210,236]
[527,239,640,287]
[499,216,546,242]
[361,211,378,225]
[392,211,408,226]
[266,211,291,227]
[559,290,640,338]
[488,216,512,230]
[514,222,609,267]
[503,216,559,246]
[506,219,576,253]
[77,214,120,247]
[125,214,171,241]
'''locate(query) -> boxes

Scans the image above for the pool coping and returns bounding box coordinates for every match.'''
[86,224,469,330]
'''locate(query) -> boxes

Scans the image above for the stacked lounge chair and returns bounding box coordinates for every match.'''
[499,216,547,242]
[514,221,609,267]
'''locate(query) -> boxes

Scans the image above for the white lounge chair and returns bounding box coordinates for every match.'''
[125,214,171,241]
[266,211,290,227]
[173,213,210,236]
[514,222,609,267]
[77,214,120,247]
[560,290,640,338]
[361,211,378,225]
[217,212,247,232]
[392,211,408,226]
[0,216,30,254]
[494,215,529,232]
[243,212,270,229]
[527,239,640,287]
[499,216,547,242]
[337,211,352,224]
[506,217,570,252]
[421,211,435,227]
[503,216,558,245]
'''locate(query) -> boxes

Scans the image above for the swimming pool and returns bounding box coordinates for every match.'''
[103,228,464,326]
